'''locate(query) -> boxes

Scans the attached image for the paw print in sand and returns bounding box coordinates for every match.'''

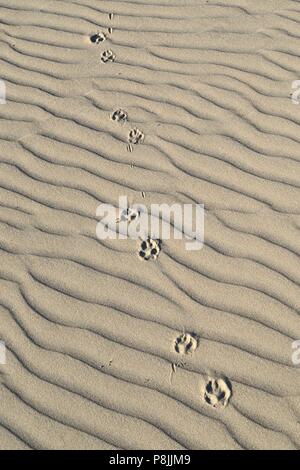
[203,377,232,409]
[139,238,161,261]
[128,128,144,145]
[174,333,198,355]
[101,50,116,63]
[118,207,140,223]
[90,33,106,44]
[111,109,128,123]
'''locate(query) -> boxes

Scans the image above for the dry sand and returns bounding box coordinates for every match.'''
[0,0,300,450]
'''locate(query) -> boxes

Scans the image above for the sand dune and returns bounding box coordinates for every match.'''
[0,0,300,450]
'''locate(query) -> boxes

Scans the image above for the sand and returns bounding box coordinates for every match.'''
[0,0,300,450]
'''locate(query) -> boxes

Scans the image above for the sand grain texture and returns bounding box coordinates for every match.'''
[0,0,300,450]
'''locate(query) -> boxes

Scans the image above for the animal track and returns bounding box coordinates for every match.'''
[138,238,161,261]
[203,377,232,409]
[117,207,140,223]
[90,33,106,44]
[128,128,144,145]
[174,333,198,355]
[101,50,116,63]
[111,109,128,123]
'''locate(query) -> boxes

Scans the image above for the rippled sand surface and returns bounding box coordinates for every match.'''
[0,0,300,450]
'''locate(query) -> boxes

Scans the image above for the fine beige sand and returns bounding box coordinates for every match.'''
[0,0,300,450]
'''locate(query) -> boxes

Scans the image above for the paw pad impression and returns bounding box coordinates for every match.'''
[139,238,161,261]
[174,333,198,355]
[90,33,106,44]
[101,50,116,63]
[203,377,232,409]
[118,207,140,222]
[128,128,144,145]
[111,109,128,123]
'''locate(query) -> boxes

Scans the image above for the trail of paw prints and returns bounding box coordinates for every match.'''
[203,377,232,409]
[170,334,233,410]
[90,15,146,153]
[88,15,235,414]
[110,109,145,153]
[89,13,115,62]
[138,238,161,261]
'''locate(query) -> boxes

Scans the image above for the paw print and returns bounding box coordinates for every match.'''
[128,128,144,145]
[203,377,232,409]
[174,333,198,355]
[111,109,128,123]
[90,33,106,44]
[118,207,140,223]
[138,238,161,261]
[101,50,116,63]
